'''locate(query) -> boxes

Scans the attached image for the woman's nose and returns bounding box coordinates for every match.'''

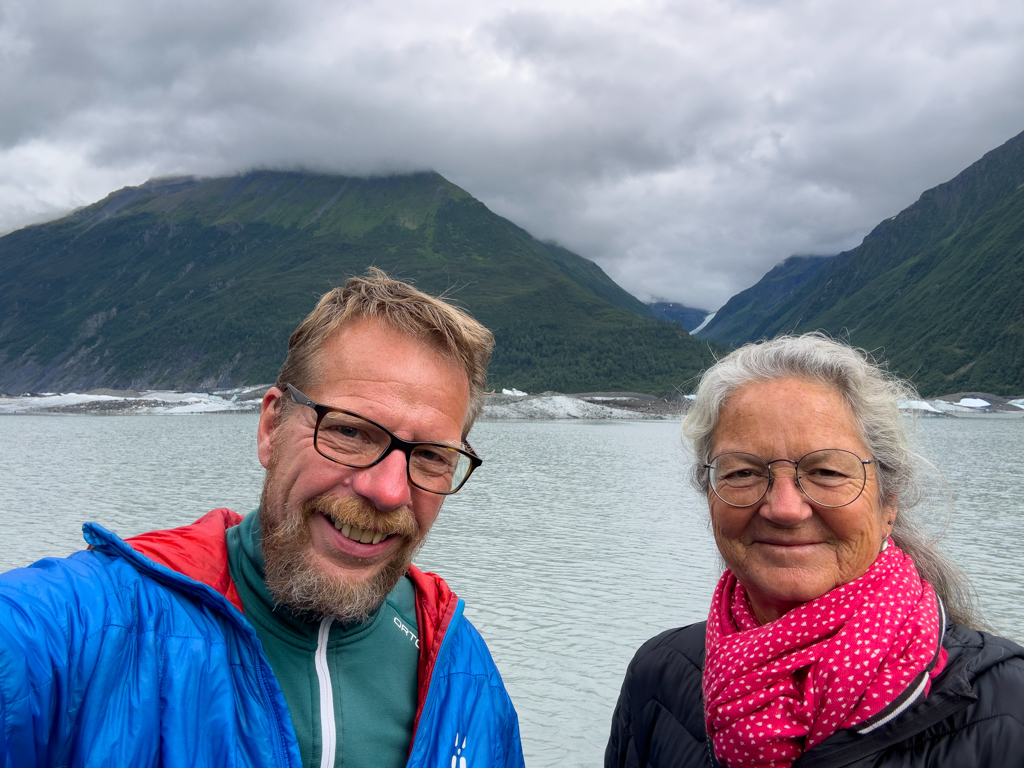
[759,469,813,524]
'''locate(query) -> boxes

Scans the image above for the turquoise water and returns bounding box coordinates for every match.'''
[1,415,1022,766]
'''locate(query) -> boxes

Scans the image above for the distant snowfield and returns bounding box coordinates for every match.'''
[690,311,716,336]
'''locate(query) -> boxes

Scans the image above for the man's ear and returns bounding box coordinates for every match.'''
[257,387,285,469]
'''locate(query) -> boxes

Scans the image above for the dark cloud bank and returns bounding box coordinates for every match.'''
[3,0,1024,308]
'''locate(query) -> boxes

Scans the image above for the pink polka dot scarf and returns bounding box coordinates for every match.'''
[703,544,948,768]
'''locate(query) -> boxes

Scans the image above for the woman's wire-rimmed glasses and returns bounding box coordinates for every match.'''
[285,384,482,495]
[704,449,874,508]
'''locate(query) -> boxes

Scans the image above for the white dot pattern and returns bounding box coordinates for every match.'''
[702,544,947,768]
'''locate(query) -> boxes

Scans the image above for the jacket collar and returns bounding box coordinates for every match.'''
[85,509,462,738]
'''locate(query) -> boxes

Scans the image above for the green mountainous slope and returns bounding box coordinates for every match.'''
[702,129,1024,396]
[697,255,833,344]
[0,171,717,395]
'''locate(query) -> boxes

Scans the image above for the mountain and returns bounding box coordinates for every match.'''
[702,129,1024,396]
[648,302,710,332]
[0,171,719,395]
[696,255,833,344]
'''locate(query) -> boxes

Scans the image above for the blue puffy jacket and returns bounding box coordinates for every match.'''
[0,510,524,768]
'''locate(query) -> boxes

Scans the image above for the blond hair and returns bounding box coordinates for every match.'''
[275,268,494,435]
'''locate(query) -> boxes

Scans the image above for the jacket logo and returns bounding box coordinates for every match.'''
[393,617,420,648]
[451,732,467,768]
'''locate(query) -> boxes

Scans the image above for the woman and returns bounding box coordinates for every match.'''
[606,334,1024,768]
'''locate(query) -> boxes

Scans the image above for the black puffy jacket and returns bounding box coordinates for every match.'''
[606,620,1024,767]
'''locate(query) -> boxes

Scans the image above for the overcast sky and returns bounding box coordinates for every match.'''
[3,0,1024,309]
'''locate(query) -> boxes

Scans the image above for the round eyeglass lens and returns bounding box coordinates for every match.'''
[793,449,868,507]
[709,452,771,507]
[708,449,868,508]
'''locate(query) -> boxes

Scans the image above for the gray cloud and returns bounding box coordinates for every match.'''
[3,0,1024,309]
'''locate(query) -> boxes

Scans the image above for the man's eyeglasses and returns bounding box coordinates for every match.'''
[285,384,482,495]
[704,449,874,508]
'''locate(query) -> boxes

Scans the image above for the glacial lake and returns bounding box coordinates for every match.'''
[2,415,1023,767]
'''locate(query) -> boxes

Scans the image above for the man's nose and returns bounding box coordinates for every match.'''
[350,447,414,512]
[759,467,813,524]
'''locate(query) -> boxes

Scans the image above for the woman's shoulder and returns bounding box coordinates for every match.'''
[858,620,1024,768]
[628,621,707,675]
[623,620,708,714]
[607,622,713,768]
[619,623,708,734]
[944,621,1024,679]
[944,621,1024,714]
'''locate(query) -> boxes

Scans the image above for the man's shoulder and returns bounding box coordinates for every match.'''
[0,509,247,618]
[440,608,504,676]
[405,590,523,768]
[404,566,507,687]
[0,534,222,653]
[0,545,125,611]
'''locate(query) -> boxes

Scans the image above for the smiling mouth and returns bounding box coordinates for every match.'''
[325,515,395,545]
[758,540,820,548]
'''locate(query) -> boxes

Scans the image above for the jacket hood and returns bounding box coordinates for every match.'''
[124,508,246,611]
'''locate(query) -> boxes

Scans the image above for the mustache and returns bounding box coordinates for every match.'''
[302,494,419,539]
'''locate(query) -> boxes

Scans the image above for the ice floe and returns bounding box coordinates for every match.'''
[482,394,660,420]
[899,400,942,414]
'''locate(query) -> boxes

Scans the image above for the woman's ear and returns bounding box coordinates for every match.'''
[883,498,897,533]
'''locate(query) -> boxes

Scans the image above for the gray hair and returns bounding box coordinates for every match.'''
[682,333,981,628]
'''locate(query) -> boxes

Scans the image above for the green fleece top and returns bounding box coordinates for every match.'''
[226,511,419,768]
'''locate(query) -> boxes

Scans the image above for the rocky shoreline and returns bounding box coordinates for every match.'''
[2,387,1022,420]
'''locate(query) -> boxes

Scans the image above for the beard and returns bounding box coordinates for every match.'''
[259,479,423,625]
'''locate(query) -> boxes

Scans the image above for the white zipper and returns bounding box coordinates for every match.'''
[315,616,336,768]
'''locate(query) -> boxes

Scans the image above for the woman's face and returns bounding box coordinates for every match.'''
[708,377,896,624]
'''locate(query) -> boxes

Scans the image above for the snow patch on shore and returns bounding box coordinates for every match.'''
[900,396,1024,418]
[955,397,990,408]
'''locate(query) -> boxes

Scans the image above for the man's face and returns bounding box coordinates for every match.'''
[256,319,471,621]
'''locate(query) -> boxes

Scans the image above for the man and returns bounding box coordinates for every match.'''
[0,270,525,768]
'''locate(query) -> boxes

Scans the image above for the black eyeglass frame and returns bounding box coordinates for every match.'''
[702,449,875,509]
[284,383,482,495]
